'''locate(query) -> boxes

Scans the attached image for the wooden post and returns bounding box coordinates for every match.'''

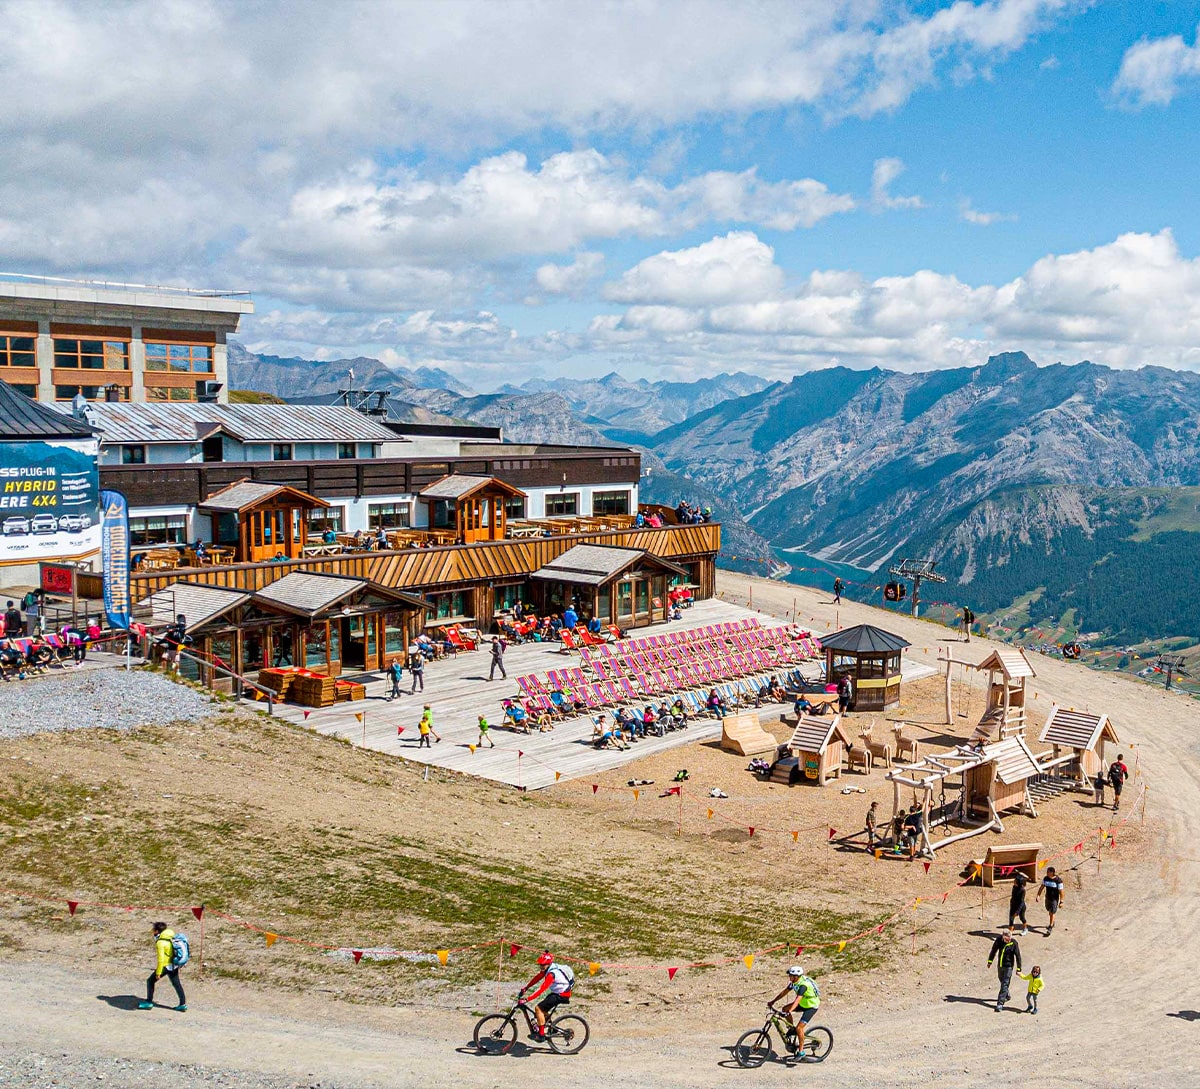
[198,906,205,980]
[361,710,367,747]
[1142,786,1148,823]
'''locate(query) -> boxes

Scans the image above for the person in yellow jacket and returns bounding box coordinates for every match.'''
[138,921,187,1011]
[1017,965,1043,1015]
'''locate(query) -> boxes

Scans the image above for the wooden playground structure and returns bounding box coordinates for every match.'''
[1036,705,1119,785]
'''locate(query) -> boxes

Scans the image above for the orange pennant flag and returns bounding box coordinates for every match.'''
[1038,859,1048,869]
[706,808,714,819]
[436,950,449,966]
[742,954,755,970]
[914,897,922,906]
[837,941,846,953]
[791,831,799,843]
[633,789,640,801]
[265,932,278,947]
[588,962,601,976]
[355,712,364,722]
[555,771,561,782]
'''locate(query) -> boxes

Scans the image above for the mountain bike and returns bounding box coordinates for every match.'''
[473,997,590,1055]
[733,1007,834,1067]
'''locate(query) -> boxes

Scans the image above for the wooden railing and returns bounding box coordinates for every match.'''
[129,522,721,597]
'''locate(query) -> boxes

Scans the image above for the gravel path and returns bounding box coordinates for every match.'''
[0,669,221,739]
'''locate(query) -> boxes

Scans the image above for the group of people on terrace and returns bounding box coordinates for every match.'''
[673,500,714,524]
[0,597,102,681]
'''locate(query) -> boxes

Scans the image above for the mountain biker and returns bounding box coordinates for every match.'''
[519,950,574,1040]
[768,966,820,1056]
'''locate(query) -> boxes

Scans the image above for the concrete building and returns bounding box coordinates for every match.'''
[0,273,252,405]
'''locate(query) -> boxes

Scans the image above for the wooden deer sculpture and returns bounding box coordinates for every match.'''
[858,719,892,769]
[892,723,919,764]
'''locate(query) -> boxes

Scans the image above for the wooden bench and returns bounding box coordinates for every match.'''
[967,842,1043,887]
[720,712,778,756]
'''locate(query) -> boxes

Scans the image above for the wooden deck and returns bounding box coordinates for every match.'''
[261,600,936,790]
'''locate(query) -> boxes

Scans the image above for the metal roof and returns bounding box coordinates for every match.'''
[253,572,366,617]
[419,473,526,501]
[1038,706,1118,752]
[971,648,1037,679]
[786,713,853,754]
[530,544,686,586]
[820,624,911,655]
[142,582,251,632]
[0,382,96,439]
[199,479,328,512]
[75,402,399,444]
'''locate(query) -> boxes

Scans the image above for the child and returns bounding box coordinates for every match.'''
[1093,770,1106,806]
[477,714,495,748]
[417,706,441,748]
[1017,965,1043,1014]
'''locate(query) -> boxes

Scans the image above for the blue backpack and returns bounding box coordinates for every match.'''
[171,933,191,968]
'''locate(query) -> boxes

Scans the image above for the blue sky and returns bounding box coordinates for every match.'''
[3,1,1200,387]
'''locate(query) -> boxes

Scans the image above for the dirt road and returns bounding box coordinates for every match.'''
[3,572,1200,1087]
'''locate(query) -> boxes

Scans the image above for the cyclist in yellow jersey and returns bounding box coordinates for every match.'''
[768,966,820,1057]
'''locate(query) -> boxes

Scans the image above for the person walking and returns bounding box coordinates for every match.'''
[3,601,23,638]
[417,705,440,747]
[408,649,425,694]
[1017,965,1044,1014]
[1007,872,1030,934]
[488,635,507,681]
[832,578,843,605]
[987,928,1022,1012]
[1092,769,1107,807]
[1108,753,1129,812]
[1036,867,1064,933]
[836,673,853,714]
[138,922,187,1011]
[386,657,404,701]
[864,800,881,851]
[961,606,975,643]
[477,714,495,748]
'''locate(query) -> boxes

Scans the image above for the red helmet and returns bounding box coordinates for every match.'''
[537,951,554,966]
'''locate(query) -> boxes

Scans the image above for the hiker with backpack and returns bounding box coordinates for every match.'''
[139,921,188,1011]
[518,950,575,1041]
[1108,753,1129,812]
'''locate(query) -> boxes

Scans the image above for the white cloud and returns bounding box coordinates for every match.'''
[1112,25,1200,108]
[1039,54,1060,70]
[535,253,606,297]
[958,198,1016,225]
[675,169,857,230]
[871,158,924,211]
[605,233,785,307]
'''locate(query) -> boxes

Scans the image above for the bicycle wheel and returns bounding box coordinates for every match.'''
[734,1028,773,1068]
[800,1025,834,1062]
[547,1013,590,1055]
[473,1013,517,1055]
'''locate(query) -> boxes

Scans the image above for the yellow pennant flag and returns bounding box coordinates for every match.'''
[436,949,449,966]
[837,941,846,953]
[1038,859,1048,869]
[555,771,561,782]
[469,744,476,753]
[742,954,755,970]
[588,962,601,976]
[265,932,278,947]
[707,808,714,820]
[355,712,364,722]
[914,897,922,906]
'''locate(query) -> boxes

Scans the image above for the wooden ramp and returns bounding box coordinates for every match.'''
[720,712,778,755]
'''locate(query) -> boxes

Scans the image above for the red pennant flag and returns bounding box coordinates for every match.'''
[923,861,931,873]
[667,967,678,980]
[748,826,755,837]
[592,784,599,794]
[876,924,885,934]
[942,892,949,904]
[795,945,805,956]
[509,944,521,957]
[302,710,311,720]
[192,905,205,920]
[828,827,836,840]
[396,725,405,735]
[67,901,78,916]
[1110,835,1116,847]
[518,750,524,758]
[665,786,681,796]
[1074,841,1083,853]
[352,950,363,964]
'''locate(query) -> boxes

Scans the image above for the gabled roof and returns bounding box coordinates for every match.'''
[198,479,329,512]
[0,382,96,439]
[252,571,427,619]
[529,543,686,586]
[418,473,526,501]
[786,713,854,754]
[1038,705,1118,752]
[971,647,1037,680]
[982,735,1044,785]
[141,582,251,632]
[820,624,910,655]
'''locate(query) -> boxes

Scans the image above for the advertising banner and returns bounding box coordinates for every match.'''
[100,490,132,631]
[0,438,101,565]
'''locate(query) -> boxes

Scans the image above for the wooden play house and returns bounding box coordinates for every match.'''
[820,624,910,712]
[418,474,526,544]
[967,647,1036,741]
[201,480,330,564]
[1036,705,1119,785]
[886,736,1045,858]
[778,714,855,786]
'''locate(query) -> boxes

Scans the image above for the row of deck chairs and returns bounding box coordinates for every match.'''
[511,618,822,723]
[0,633,82,679]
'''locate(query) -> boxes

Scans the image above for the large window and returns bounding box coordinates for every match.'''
[592,490,630,516]
[272,443,293,461]
[56,384,129,401]
[146,385,196,402]
[53,338,129,370]
[0,334,35,368]
[129,514,187,547]
[304,624,328,669]
[504,496,526,519]
[368,502,411,529]
[494,583,524,613]
[429,591,468,619]
[121,445,147,465]
[307,507,345,535]
[337,442,356,460]
[144,341,213,373]
[545,493,579,517]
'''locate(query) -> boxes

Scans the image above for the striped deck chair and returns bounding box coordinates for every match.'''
[566,666,589,689]
[516,675,541,701]
[546,668,567,691]
[580,684,605,710]
[601,679,626,706]
[591,658,614,683]
[617,675,641,703]
[664,665,688,691]
[718,682,743,709]
[647,668,671,693]
[681,689,711,717]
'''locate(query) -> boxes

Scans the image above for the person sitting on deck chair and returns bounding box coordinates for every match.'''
[502,699,531,734]
[707,689,729,717]
[591,714,629,751]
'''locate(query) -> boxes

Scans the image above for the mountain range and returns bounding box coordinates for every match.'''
[228,344,1200,643]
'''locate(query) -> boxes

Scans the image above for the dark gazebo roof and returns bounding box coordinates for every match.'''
[0,383,95,439]
[821,624,910,654]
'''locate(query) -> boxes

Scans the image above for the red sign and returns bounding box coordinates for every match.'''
[40,564,74,594]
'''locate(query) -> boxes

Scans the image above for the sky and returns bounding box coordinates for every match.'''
[3,1,1200,389]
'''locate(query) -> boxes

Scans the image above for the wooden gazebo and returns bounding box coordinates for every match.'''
[821,624,910,712]
[419,474,526,543]
[200,479,329,564]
